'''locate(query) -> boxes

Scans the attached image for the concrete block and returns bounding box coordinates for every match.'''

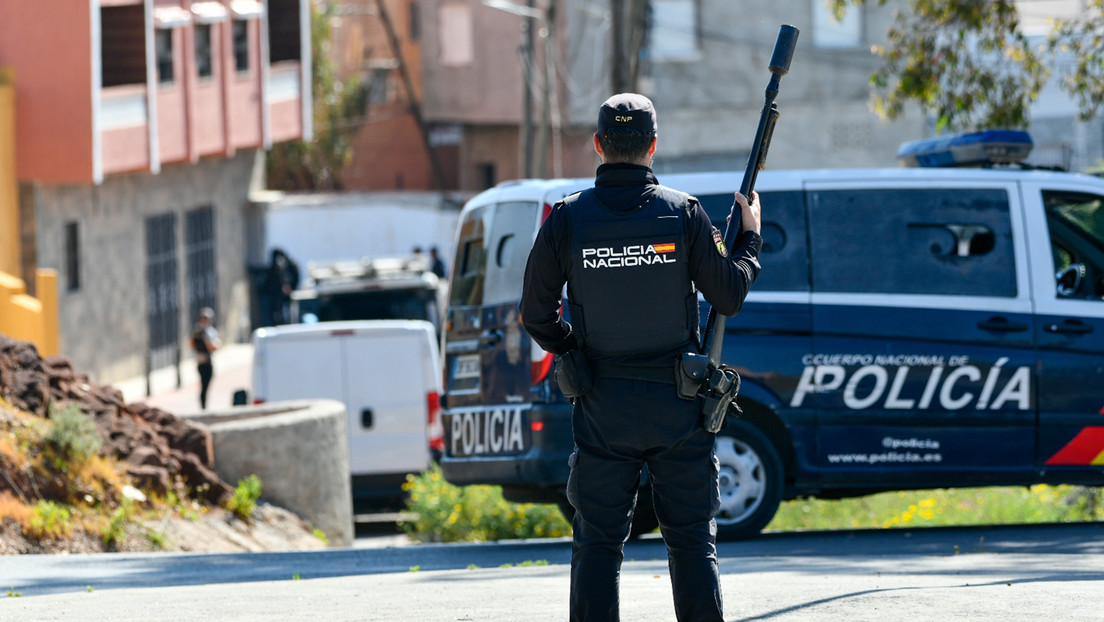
[184,399,354,547]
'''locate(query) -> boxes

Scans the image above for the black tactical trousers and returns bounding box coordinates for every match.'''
[567,376,722,622]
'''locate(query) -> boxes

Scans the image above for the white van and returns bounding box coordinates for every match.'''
[251,319,443,510]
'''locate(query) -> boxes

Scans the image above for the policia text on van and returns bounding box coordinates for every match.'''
[438,130,1104,540]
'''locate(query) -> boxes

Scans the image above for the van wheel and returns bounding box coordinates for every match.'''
[556,492,660,539]
[714,419,783,540]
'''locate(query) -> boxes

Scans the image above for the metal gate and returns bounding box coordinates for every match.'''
[145,212,180,393]
[185,206,217,326]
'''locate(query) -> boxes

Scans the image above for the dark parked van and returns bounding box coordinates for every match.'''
[440,132,1104,539]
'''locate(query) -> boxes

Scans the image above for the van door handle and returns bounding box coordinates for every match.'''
[977,317,1028,332]
[361,408,374,428]
[480,329,503,348]
[1045,320,1094,335]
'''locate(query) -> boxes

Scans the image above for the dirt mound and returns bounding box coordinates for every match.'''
[0,335,232,504]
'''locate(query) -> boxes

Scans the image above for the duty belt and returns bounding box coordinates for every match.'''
[590,361,676,385]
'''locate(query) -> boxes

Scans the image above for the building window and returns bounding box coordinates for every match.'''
[196,24,213,78]
[478,163,496,190]
[64,222,80,292]
[233,20,250,73]
[156,29,175,84]
[439,3,473,67]
[811,0,861,49]
[146,213,180,364]
[368,66,394,105]
[185,206,218,325]
[100,5,148,87]
[647,0,699,61]
[268,0,303,63]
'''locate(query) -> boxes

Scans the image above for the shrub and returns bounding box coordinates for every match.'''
[26,500,72,539]
[225,475,263,520]
[45,403,102,463]
[401,465,570,543]
[101,500,134,546]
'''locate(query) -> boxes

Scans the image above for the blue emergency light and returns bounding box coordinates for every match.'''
[897,129,1034,168]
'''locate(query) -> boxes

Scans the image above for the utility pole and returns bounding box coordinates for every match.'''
[521,0,535,177]
[610,0,625,93]
[374,0,449,190]
[610,0,645,94]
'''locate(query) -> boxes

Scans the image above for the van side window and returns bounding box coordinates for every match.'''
[450,205,488,307]
[808,188,1016,297]
[483,202,540,305]
[698,191,809,292]
[1043,190,1104,299]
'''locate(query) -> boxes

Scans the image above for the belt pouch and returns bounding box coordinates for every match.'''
[676,352,710,400]
[554,349,593,398]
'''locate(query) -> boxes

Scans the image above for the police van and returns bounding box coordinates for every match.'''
[439,130,1104,539]
[291,255,444,334]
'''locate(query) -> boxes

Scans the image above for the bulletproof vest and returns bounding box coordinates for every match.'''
[564,186,697,357]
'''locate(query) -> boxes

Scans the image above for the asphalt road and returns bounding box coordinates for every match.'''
[2,522,1102,621]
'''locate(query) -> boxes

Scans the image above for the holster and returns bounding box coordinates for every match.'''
[553,349,593,399]
[676,352,710,400]
[701,365,742,433]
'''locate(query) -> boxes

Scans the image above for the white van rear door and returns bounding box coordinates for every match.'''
[258,336,345,403]
[344,329,432,475]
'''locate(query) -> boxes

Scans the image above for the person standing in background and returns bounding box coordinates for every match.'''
[191,307,221,410]
[430,246,448,279]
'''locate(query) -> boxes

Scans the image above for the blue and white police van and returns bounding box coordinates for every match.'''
[439,131,1104,539]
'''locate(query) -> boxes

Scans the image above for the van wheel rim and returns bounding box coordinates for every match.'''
[714,435,766,525]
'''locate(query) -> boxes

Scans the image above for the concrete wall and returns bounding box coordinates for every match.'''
[186,399,355,547]
[28,149,259,384]
[636,0,926,172]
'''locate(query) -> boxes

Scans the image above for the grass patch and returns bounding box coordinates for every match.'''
[768,485,1104,533]
[27,500,72,539]
[401,461,1102,543]
[225,475,262,520]
[401,464,570,543]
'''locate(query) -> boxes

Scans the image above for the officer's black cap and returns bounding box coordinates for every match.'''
[597,93,657,137]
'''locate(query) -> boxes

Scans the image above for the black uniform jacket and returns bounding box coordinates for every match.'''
[520,163,763,366]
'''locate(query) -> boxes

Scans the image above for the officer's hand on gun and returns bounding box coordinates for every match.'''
[733,191,761,236]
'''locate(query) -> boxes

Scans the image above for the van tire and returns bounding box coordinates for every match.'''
[556,491,660,540]
[714,419,784,540]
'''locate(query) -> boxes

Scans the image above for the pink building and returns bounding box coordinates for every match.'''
[0,0,310,183]
[0,0,311,390]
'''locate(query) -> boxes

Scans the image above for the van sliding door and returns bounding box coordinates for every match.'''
[804,182,1034,488]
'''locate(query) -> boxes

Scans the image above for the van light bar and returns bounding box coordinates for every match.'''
[897,129,1033,168]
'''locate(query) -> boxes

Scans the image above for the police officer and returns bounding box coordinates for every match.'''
[520,93,763,621]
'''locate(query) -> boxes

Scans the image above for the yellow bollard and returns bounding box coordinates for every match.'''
[35,269,58,357]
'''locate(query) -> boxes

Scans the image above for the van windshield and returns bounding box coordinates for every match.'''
[304,289,439,323]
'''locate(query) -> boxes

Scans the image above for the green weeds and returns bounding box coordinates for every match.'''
[768,485,1104,532]
[225,475,262,520]
[401,465,570,543]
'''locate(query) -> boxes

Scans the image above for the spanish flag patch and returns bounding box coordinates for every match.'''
[652,243,676,253]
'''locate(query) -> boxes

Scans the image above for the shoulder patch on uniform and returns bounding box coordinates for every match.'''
[712,228,728,257]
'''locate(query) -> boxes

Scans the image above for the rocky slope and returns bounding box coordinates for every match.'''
[0,335,324,554]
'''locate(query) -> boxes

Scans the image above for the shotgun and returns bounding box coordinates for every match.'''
[698,24,799,433]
